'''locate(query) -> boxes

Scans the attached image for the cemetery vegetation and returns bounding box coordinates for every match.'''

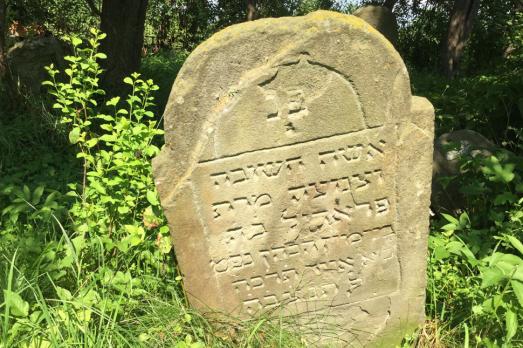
[1,1,523,347]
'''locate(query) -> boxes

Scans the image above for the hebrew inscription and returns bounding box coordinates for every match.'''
[153,11,434,347]
[192,127,400,315]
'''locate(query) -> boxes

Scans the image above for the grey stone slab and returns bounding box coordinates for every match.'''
[153,11,434,347]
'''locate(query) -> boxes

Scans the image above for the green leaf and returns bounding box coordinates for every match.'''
[146,190,159,206]
[124,225,145,247]
[481,156,515,183]
[100,124,113,131]
[99,134,116,142]
[69,127,81,144]
[494,192,518,205]
[441,213,459,225]
[106,96,120,107]
[90,180,107,195]
[481,266,505,288]
[55,286,72,301]
[71,37,82,46]
[32,185,45,205]
[123,77,133,85]
[118,206,130,214]
[4,290,29,317]
[85,138,99,148]
[72,235,87,254]
[505,309,517,342]
[507,235,523,256]
[459,212,470,227]
[511,280,523,307]
[157,235,172,254]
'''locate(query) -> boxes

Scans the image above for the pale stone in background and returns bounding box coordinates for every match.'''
[432,129,497,212]
[353,5,399,47]
[153,11,434,347]
[7,37,65,94]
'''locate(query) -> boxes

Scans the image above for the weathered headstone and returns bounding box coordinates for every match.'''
[153,11,434,347]
[432,129,496,212]
[7,36,66,94]
[353,5,399,47]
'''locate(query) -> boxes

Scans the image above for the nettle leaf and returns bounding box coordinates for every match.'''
[4,290,30,317]
[72,235,87,254]
[481,266,506,288]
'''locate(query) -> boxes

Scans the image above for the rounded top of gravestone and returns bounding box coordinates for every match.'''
[155,11,411,195]
[353,5,399,47]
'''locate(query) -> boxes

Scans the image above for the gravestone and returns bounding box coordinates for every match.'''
[353,5,399,47]
[7,36,66,94]
[153,11,434,347]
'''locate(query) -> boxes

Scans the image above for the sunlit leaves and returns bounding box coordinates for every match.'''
[4,290,29,317]
[481,156,516,183]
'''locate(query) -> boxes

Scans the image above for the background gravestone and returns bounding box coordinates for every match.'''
[7,36,66,94]
[153,11,434,347]
[353,5,399,47]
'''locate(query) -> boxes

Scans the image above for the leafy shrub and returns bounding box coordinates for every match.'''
[427,149,523,347]
[0,29,182,347]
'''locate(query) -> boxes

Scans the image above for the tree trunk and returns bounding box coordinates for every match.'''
[100,0,148,95]
[0,0,7,78]
[247,0,256,21]
[383,0,398,11]
[441,0,480,78]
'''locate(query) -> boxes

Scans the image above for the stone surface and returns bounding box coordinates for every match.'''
[153,11,434,347]
[7,36,65,94]
[353,5,399,47]
[432,129,496,212]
